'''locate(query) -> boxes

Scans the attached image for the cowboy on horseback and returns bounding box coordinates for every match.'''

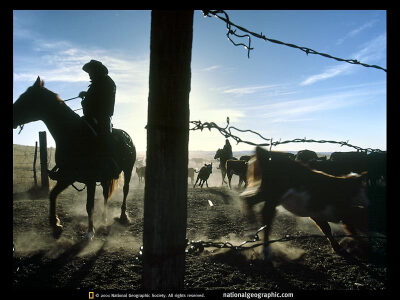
[49,60,119,180]
[223,139,233,159]
[79,59,115,137]
[78,60,120,178]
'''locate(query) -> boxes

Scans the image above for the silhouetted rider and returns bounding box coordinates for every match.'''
[223,139,233,159]
[79,60,116,136]
[79,60,119,178]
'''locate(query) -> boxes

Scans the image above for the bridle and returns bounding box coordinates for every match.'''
[15,94,82,134]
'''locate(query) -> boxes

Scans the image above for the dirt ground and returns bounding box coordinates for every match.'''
[12,170,388,296]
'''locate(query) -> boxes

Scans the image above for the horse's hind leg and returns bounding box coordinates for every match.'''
[49,180,71,239]
[86,181,96,240]
[119,171,131,225]
[310,217,345,255]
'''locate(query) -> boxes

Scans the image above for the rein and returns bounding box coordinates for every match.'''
[63,96,81,102]
[16,94,81,134]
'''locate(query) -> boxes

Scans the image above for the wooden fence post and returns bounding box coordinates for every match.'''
[143,10,194,290]
[33,141,38,187]
[39,131,49,191]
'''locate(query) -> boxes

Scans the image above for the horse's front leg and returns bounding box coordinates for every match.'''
[221,169,227,185]
[86,181,96,240]
[101,180,110,224]
[49,180,71,239]
[261,201,277,261]
[119,173,131,225]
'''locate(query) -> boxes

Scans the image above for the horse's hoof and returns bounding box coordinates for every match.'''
[118,214,131,225]
[85,231,95,241]
[52,225,63,239]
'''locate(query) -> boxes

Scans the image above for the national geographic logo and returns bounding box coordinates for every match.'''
[89,292,94,299]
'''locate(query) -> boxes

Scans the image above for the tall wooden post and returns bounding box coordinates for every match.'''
[143,10,194,290]
[33,141,38,187]
[39,131,49,191]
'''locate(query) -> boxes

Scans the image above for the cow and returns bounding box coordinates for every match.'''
[367,151,386,186]
[194,163,213,188]
[136,166,146,183]
[269,151,295,161]
[295,149,318,162]
[239,155,251,162]
[241,146,369,260]
[226,159,248,189]
[188,167,195,185]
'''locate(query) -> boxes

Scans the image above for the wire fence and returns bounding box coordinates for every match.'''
[202,10,387,73]
[13,144,56,193]
[190,117,384,153]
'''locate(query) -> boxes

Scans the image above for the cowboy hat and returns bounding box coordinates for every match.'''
[82,60,108,75]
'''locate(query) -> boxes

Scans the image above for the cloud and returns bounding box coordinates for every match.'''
[248,85,384,123]
[300,33,386,86]
[300,64,351,86]
[200,65,221,72]
[222,84,281,96]
[336,19,379,45]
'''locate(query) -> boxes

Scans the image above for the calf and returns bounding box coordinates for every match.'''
[226,159,248,189]
[241,146,368,259]
[136,166,146,183]
[194,163,213,188]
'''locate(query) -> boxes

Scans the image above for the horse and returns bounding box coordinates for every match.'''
[13,77,136,240]
[214,148,237,186]
[241,146,369,260]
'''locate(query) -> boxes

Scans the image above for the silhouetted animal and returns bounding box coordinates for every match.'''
[13,77,136,240]
[136,166,146,183]
[188,167,195,184]
[367,151,386,186]
[194,163,213,188]
[239,155,251,162]
[241,146,369,260]
[226,159,248,189]
[214,148,237,186]
[268,151,295,161]
[295,149,318,162]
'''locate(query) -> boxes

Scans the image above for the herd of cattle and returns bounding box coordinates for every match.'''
[193,148,386,189]
[134,149,386,189]
[133,148,385,258]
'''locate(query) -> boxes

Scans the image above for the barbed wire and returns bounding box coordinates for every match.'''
[202,10,387,73]
[189,117,384,153]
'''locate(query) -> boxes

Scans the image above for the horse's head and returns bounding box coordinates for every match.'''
[214,148,222,159]
[13,76,56,129]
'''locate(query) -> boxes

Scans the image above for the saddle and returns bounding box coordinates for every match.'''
[48,118,121,181]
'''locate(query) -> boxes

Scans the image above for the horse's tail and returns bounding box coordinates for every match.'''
[106,173,121,199]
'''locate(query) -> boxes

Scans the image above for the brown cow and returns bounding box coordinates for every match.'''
[226,159,248,189]
[241,146,368,259]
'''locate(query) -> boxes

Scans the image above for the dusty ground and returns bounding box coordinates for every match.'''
[12,171,388,296]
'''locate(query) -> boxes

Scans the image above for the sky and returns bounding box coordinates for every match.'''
[13,10,387,153]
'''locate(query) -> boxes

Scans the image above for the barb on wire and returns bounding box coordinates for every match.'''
[189,118,384,153]
[202,10,386,72]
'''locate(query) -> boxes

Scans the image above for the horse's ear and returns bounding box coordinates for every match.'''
[34,76,44,87]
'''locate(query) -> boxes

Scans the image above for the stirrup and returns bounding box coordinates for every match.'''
[48,167,61,181]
